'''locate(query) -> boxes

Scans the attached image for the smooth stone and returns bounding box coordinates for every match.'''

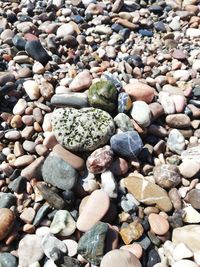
[0,208,15,240]
[153,164,181,189]
[139,29,153,37]
[62,239,78,257]
[69,70,92,92]
[25,40,51,66]
[50,210,76,236]
[5,131,21,140]
[109,157,129,176]
[172,260,198,267]
[123,175,172,212]
[124,83,155,103]
[21,156,44,180]
[186,28,200,38]
[18,235,44,267]
[100,249,142,267]
[181,146,200,164]
[52,107,115,152]
[130,101,151,127]
[171,95,186,113]
[114,113,134,132]
[149,102,164,121]
[12,35,26,50]
[20,207,35,224]
[173,243,193,261]
[0,253,17,267]
[101,171,117,198]
[166,114,191,129]
[77,190,110,232]
[42,154,78,191]
[110,130,143,159]
[147,249,161,267]
[192,60,200,72]
[51,93,88,108]
[118,92,132,113]
[8,176,26,193]
[0,193,16,208]
[88,80,118,113]
[158,92,176,114]
[188,189,200,210]
[172,225,200,252]
[56,23,75,38]
[77,222,109,265]
[0,73,15,87]
[167,129,185,155]
[148,213,169,235]
[13,99,27,115]
[14,155,35,168]
[120,221,144,244]
[86,145,113,174]
[179,159,200,178]
[23,80,40,100]
[120,243,143,259]
[154,21,166,32]
[183,206,200,223]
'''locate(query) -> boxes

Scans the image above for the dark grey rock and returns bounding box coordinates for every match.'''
[12,35,26,50]
[8,176,26,194]
[0,193,16,208]
[147,249,161,267]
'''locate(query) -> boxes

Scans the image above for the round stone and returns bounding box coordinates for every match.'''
[124,82,155,103]
[148,213,169,235]
[0,208,15,240]
[100,249,142,267]
[0,253,17,267]
[179,159,200,178]
[188,189,200,210]
[69,70,92,92]
[130,101,151,127]
[153,164,181,189]
[166,114,191,129]
[167,129,185,155]
[52,107,115,152]
[120,243,143,259]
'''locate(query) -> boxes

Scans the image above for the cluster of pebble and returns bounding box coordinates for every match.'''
[0,0,200,267]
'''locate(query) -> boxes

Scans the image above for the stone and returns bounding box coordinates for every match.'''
[192,60,200,72]
[120,243,143,259]
[167,129,185,155]
[52,107,115,152]
[18,235,44,267]
[25,40,51,66]
[118,92,132,113]
[23,80,40,100]
[101,171,117,198]
[186,28,200,38]
[110,131,143,159]
[131,101,151,127]
[51,93,88,108]
[166,114,191,129]
[14,155,35,168]
[0,193,16,208]
[124,83,155,103]
[0,253,17,267]
[0,208,15,241]
[100,249,142,267]
[123,175,172,212]
[179,159,200,178]
[42,154,78,191]
[109,157,129,176]
[148,213,169,235]
[57,256,82,267]
[171,95,186,113]
[172,225,200,252]
[20,207,35,224]
[13,99,27,115]
[86,146,113,174]
[69,70,92,92]
[188,189,200,210]
[50,210,76,236]
[8,176,26,194]
[173,243,193,261]
[181,146,200,164]
[114,113,134,132]
[120,221,144,244]
[153,164,181,189]
[158,92,176,114]
[183,206,200,223]
[77,222,109,265]
[88,80,118,113]
[147,249,161,267]
[77,190,110,232]
[56,23,75,38]
[62,239,78,257]
[21,156,44,180]
[172,260,198,267]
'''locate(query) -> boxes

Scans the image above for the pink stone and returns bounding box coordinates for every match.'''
[124,82,155,103]
[148,213,169,235]
[86,145,113,174]
[43,132,58,149]
[120,243,143,259]
[24,33,38,41]
[21,156,45,180]
[69,70,92,92]
[171,95,186,113]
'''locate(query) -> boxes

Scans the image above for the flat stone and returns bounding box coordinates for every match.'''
[56,23,75,38]
[130,101,151,127]
[20,207,35,224]
[188,189,200,210]
[52,107,115,152]
[124,82,155,103]
[0,253,17,267]
[23,80,40,100]
[0,208,15,241]
[69,70,92,92]
[167,129,185,155]
[42,154,78,191]
[158,92,175,114]
[148,213,169,235]
[110,131,143,159]
[166,114,191,129]
[77,189,110,232]
[21,156,44,180]
[100,249,142,267]
[14,155,35,168]
[51,93,88,108]
[123,175,172,212]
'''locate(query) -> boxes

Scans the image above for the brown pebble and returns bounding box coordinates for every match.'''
[21,126,34,139]
[35,144,49,156]
[22,115,34,126]
[10,115,23,129]
[14,155,35,168]
[14,141,24,157]
[0,208,15,241]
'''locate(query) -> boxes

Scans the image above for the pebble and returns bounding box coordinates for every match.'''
[179,159,200,178]
[114,113,134,132]
[23,80,40,100]
[166,114,191,129]
[148,213,169,235]
[109,157,129,176]
[183,206,200,223]
[14,155,35,168]
[120,221,144,244]
[56,23,75,38]
[0,253,17,267]
[120,243,143,259]
[158,92,176,114]
[118,92,132,113]
[172,260,198,267]
[131,101,151,127]
[101,171,117,198]
[124,83,155,103]
[186,28,200,38]
[20,207,35,224]
[69,70,92,92]
[167,129,185,155]
[187,189,200,210]
[51,93,88,108]
[0,208,15,241]
[63,239,78,257]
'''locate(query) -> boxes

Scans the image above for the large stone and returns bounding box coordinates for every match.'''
[42,154,78,191]
[124,82,155,103]
[77,222,109,265]
[123,175,172,212]
[52,107,115,152]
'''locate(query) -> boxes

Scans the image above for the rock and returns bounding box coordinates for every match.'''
[149,102,164,122]
[21,156,44,180]
[172,225,200,252]
[50,210,76,236]
[167,129,185,155]
[148,213,169,235]
[171,95,186,113]
[86,145,113,174]
[62,239,78,257]
[20,207,35,224]
[13,99,27,115]
[153,164,181,189]
[123,175,172,212]
[57,256,82,267]
[173,243,193,261]
[179,159,200,178]
[120,221,144,244]
[8,176,26,194]
[130,101,151,127]
[0,208,15,241]
[109,157,129,176]
[187,189,200,210]
[172,260,198,267]
[23,80,40,100]
[77,190,110,231]
[186,28,200,38]
[192,60,200,72]
[114,113,134,132]
[101,171,117,198]
[69,70,92,92]
[120,243,143,259]
[42,154,78,191]
[158,92,175,114]
[166,114,191,129]
[0,253,17,267]
[32,61,45,74]
[77,222,109,265]
[56,23,75,38]
[0,193,16,208]
[18,235,44,267]
[100,249,142,267]
[147,249,161,267]
[183,206,200,223]
[88,80,118,113]
[118,92,132,113]
[110,131,143,159]
[14,155,35,168]
[52,107,115,152]
[181,146,200,164]
[51,93,88,108]
[5,130,21,140]
[25,40,51,66]
[124,83,155,103]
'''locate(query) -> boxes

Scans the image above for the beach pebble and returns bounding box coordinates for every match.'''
[124,82,155,103]
[0,208,15,241]
[69,70,92,92]
[148,213,169,235]
[167,129,185,155]
[23,80,40,100]
[172,260,198,267]
[101,170,117,198]
[179,159,200,178]
[130,101,151,127]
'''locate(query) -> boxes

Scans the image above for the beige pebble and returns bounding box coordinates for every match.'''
[42,113,52,132]
[21,156,45,180]
[22,115,34,126]
[62,239,78,257]
[23,80,41,100]
[148,213,169,235]
[43,132,58,149]
[21,126,34,139]
[14,155,35,168]
[179,159,200,179]
[13,99,27,115]
[35,144,48,156]
[5,130,21,140]
[20,207,36,224]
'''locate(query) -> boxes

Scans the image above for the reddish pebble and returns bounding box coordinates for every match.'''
[124,82,155,103]
[148,213,169,235]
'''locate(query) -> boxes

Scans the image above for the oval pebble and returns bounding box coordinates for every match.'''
[148,213,169,235]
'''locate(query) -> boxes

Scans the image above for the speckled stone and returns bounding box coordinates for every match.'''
[118,92,132,113]
[52,107,115,151]
[77,222,109,265]
[88,80,118,113]
[110,131,143,159]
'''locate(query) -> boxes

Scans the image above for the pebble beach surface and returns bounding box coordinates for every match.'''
[0,0,200,266]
